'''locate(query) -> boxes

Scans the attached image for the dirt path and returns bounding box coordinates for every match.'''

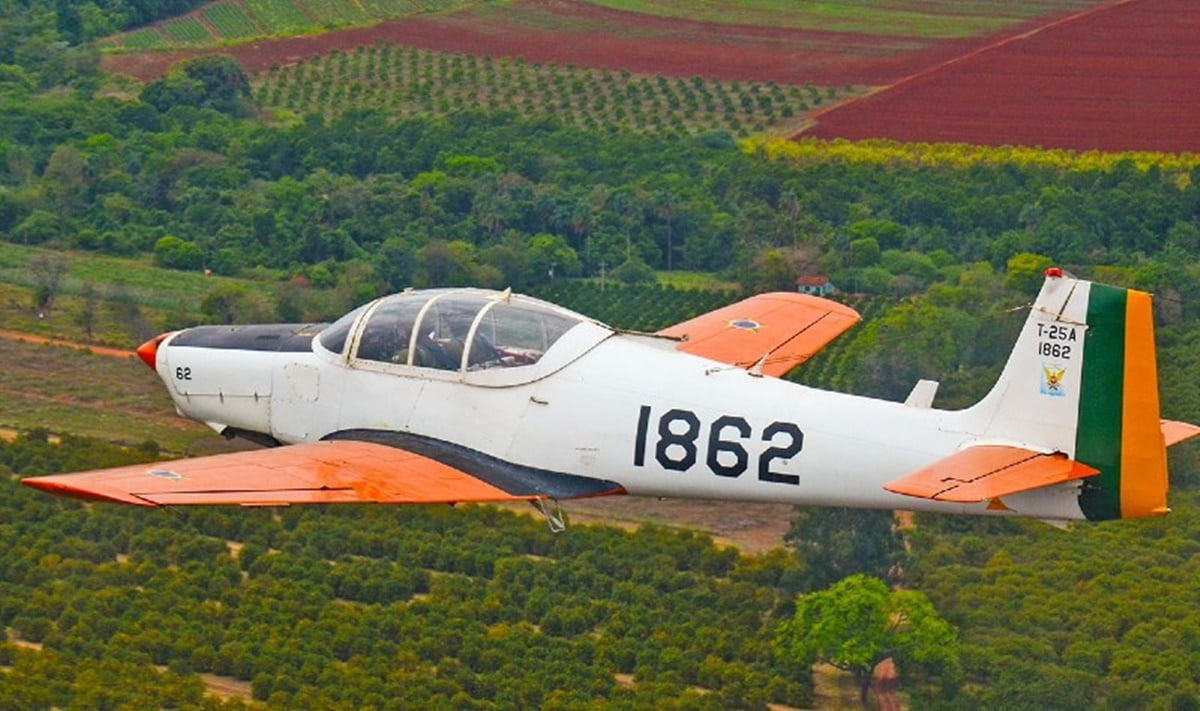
[0,329,134,359]
[874,658,900,711]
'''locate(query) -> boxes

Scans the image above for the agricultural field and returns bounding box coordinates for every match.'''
[100,0,1107,87]
[253,44,854,136]
[529,281,741,332]
[201,2,264,41]
[805,0,1200,153]
[100,0,482,55]
[0,243,288,344]
[582,0,1104,37]
[0,336,224,454]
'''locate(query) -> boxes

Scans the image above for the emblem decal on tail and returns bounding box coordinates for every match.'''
[1040,363,1067,397]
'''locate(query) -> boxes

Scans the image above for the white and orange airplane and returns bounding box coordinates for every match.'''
[24,269,1199,528]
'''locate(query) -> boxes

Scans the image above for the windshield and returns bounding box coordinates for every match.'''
[350,289,584,371]
[317,305,368,355]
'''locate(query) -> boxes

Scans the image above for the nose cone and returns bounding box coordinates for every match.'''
[136,333,171,370]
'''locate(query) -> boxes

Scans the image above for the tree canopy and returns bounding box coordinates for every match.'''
[775,574,959,706]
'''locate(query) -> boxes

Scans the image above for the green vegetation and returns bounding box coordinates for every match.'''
[0,432,812,708]
[906,500,1200,708]
[530,281,739,332]
[202,3,264,42]
[245,0,312,35]
[783,508,906,592]
[101,0,485,51]
[4,3,1200,707]
[254,46,849,137]
[583,0,1105,38]
[0,337,220,452]
[161,15,212,44]
[776,574,959,706]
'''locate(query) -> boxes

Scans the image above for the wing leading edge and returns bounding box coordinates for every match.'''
[658,292,860,377]
[22,434,625,507]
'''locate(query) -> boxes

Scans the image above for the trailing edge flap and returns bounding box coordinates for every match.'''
[657,292,860,377]
[1162,420,1200,447]
[22,435,625,507]
[884,445,1099,504]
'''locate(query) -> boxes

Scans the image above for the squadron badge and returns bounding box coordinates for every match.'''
[1040,363,1067,397]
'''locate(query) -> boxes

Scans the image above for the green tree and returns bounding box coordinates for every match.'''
[523,233,580,286]
[29,253,68,314]
[200,282,273,324]
[1005,252,1054,295]
[775,574,958,707]
[784,508,905,591]
[612,257,657,285]
[143,54,252,116]
[153,235,205,270]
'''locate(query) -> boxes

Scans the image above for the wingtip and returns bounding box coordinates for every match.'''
[22,476,157,507]
[1162,420,1200,447]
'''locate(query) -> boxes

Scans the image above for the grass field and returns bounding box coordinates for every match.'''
[653,270,742,291]
[579,0,1104,37]
[100,0,1106,54]
[105,0,486,51]
[202,2,264,40]
[0,336,224,453]
[0,243,287,341]
[244,0,313,34]
[159,15,213,45]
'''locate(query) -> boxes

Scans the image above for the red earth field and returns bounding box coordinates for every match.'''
[100,0,1197,153]
[804,0,1200,152]
[100,0,1065,87]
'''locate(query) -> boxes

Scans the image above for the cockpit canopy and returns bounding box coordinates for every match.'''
[317,289,597,375]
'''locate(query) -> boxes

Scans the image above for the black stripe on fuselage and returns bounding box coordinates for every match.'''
[170,324,329,353]
[325,429,625,500]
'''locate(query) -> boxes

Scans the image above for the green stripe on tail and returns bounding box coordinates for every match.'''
[1076,284,1126,521]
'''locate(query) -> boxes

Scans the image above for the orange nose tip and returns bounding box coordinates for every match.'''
[136,332,171,370]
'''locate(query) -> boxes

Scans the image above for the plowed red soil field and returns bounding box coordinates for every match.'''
[805,0,1200,152]
[101,0,1060,86]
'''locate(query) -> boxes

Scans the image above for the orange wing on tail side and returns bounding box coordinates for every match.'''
[884,445,1099,504]
[1162,420,1200,447]
[658,293,860,377]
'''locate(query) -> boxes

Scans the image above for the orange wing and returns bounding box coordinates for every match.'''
[657,293,860,377]
[1162,419,1200,447]
[884,445,1099,503]
[23,437,624,507]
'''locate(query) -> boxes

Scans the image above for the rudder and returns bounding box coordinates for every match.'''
[965,271,1169,520]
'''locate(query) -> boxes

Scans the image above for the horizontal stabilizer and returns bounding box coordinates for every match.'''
[884,445,1099,503]
[658,293,859,377]
[1162,420,1200,447]
[23,438,625,507]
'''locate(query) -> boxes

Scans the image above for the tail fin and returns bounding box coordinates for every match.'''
[966,269,1171,520]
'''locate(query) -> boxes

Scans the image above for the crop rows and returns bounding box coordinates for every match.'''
[102,0,482,51]
[160,15,210,44]
[529,282,741,332]
[253,45,851,136]
[526,283,888,384]
[245,0,311,34]
[202,2,263,40]
[788,295,891,391]
[302,0,371,25]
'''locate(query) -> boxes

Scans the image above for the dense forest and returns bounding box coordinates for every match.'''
[3,2,1200,708]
